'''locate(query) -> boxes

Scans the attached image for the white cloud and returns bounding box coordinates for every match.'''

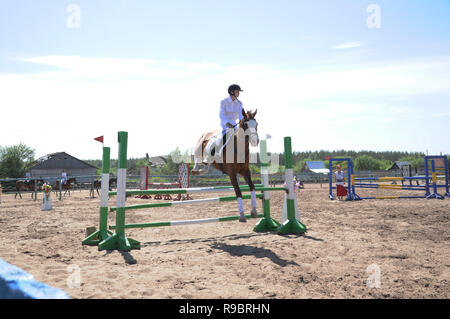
[334,41,363,49]
[1,55,450,158]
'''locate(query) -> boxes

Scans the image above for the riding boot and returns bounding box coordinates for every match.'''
[191,162,209,175]
[191,162,204,173]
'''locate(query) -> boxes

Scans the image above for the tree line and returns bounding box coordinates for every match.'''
[0,143,447,178]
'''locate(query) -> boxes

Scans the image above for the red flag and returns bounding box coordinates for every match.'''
[325,156,330,160]
[94,136,104,143]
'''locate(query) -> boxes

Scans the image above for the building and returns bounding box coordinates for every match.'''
[146,154,170,168]
[304,161,330,174]
[388,161,410,171]
[29,152,98,182]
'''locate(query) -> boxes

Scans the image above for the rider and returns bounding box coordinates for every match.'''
[192,84,244,174]
[61,170,68,185]
[220,84,244,150]
[25,171,31,184]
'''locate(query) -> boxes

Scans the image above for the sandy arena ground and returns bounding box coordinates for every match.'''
[0,183,449,299]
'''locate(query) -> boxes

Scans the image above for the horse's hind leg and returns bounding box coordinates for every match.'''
[243,172,258,218]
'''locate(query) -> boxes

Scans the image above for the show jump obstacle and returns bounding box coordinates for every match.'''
[139,163,191,201]
[329,156,450,200]
[82,132,306,251]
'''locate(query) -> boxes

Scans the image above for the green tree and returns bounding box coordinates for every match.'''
[0,144,35,178]
[249,164,260,175]
[294,159,307,173]
[398,156,425,169]
[354,155,383,171]
[160,155,179,175]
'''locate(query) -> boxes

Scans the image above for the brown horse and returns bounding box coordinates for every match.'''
[15,179,43,199]
[193,109,259,222]
[90,177,117,197]
[54,178,76,197]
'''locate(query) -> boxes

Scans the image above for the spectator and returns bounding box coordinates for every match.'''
[334,165,347,201]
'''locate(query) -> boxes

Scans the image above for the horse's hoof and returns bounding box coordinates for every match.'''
[239,216,247,223]
[251,208,258,218]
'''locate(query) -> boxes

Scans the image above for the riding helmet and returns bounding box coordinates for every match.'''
[228,84,243,95]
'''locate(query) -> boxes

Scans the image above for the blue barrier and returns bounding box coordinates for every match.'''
[329,156,450,200]
[0,258,69,299]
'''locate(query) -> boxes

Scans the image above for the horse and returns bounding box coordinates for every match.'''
[91,177,117,197]
[193,109,259,222]
[15,179,43,199]
[54,178,76,197]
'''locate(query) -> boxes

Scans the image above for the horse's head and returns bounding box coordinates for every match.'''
[239,109,259,147]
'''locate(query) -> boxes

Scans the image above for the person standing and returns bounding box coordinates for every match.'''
[335,165,347,201]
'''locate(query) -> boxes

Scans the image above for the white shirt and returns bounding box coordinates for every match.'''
[219,96,243,130]
[335,171,345,186]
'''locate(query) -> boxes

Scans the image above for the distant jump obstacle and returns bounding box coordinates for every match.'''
[82,132,306,251]
[138,164,191,201]
[328,157,450,200]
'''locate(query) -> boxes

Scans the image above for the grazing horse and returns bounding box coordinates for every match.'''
[193,109,259,222]
[54,178,76,197]
[15,179,43,199]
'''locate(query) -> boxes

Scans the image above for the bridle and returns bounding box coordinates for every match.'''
[236,112,259,146]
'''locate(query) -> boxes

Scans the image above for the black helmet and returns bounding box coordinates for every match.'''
[228,84,243,95]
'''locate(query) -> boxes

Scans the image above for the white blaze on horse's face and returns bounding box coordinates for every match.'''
[247,119,259,147]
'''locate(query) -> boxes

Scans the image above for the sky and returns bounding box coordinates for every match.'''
[1,0,449,161]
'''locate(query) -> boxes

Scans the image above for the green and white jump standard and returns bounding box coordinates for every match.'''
[82,146,113,246]
[98,132,140,251]
[277,137,307,234]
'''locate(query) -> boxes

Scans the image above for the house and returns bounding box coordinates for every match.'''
[389,161,412,179]
[304,161,330,174]
[146,154,170,168]
[388,161,410,171]
[29,152,98,182]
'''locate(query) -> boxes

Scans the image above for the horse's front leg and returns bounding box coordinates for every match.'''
[243,171,258,218]
[228,172,246,222]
